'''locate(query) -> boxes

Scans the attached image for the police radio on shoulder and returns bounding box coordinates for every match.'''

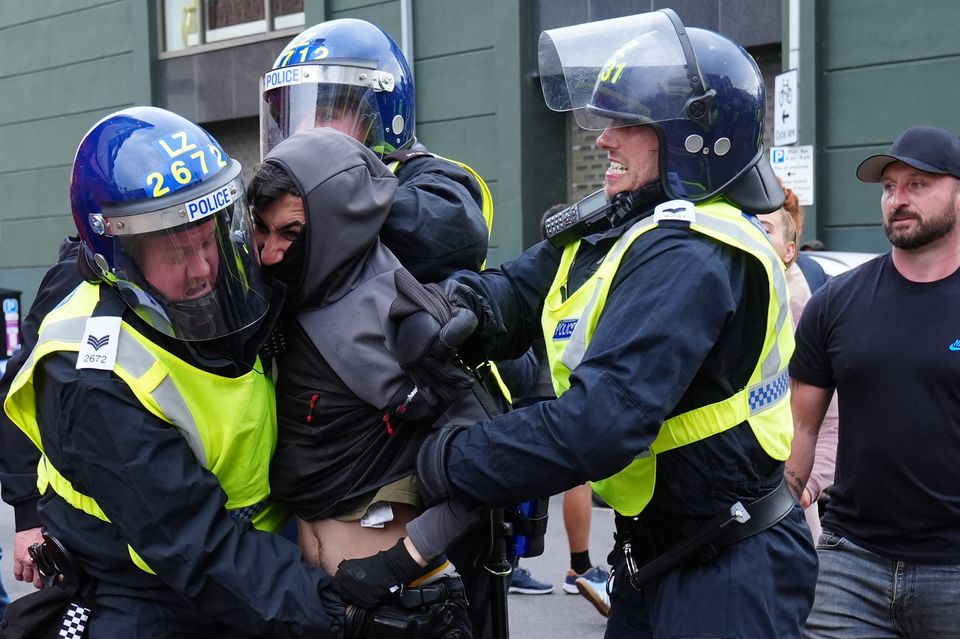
[545,189,616,246]
[545,183,664,246]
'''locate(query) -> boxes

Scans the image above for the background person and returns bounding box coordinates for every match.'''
[757,186,838,542]
[784,185,829,291]
[788,125,960,639]
[248,127,471,637]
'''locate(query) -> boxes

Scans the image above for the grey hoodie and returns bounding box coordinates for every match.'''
[265,127,399,307]
[266,129,434,519]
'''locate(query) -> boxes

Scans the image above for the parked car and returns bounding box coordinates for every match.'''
[805,250,879,277]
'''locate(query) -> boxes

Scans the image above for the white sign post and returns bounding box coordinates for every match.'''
[774,69,798,146]
[770,145,815,206]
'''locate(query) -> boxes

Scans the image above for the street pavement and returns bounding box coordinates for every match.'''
[0,492,616,636]
[507,492,614,638]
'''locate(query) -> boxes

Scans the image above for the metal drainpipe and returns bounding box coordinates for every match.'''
[400,0,414,80]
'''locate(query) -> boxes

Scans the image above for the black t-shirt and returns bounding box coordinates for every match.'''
[790,252,960,563]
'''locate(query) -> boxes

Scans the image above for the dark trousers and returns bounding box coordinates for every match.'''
[87,593,259,638]
[604,504,817,639]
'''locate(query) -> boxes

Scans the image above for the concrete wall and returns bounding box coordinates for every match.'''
[0,0,153,310]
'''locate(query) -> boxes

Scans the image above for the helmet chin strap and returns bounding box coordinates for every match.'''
[608,181,667,227]
[164,290,229,342]
[120,280,229,343]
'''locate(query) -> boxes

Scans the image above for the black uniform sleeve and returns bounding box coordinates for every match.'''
[382,156,489,283]
[40,355,341,639]
[0,356,43,529]
[450,239,564,364]
[0,237,82,529]
[443,230,744,505]
[493,348,540,400]
[788,284,836,388]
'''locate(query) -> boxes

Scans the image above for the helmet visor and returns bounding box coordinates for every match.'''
[260,64,389,157]
[106,174,270,342]
[538,11,696,130]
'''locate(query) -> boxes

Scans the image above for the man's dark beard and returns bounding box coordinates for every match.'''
[883,205,957,249]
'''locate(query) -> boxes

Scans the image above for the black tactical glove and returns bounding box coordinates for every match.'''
[344,602,433,639]
[334,539,425,609]
[394,310,477,408]
[390,270,479,408]
[342,575,471,639]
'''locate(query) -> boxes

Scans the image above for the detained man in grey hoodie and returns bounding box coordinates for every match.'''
[247,128,478,638]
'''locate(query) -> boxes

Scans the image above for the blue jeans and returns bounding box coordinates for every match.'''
[805,530,960,639]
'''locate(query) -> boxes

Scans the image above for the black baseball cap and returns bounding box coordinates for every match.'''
[856,125,960,182]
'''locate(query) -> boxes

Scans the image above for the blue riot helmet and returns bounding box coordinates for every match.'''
[260,18,414,158]
[71,106,270,341]
[540,10,776,205]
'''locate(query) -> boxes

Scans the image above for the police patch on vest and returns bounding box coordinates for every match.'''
[653,199,696,224]
[76,316,121,371]
[553,318,578,340]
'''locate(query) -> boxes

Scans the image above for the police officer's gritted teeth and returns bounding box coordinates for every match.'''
[607,160,628,175]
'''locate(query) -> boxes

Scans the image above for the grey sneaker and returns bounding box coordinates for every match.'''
[508,567,555,595]
[574,568,611,617]
[563,565,610,594]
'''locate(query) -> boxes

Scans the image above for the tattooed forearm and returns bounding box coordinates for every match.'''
[784,466,806,499]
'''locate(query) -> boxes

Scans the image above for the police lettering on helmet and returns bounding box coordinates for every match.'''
[259,18,415,158]
[71,106,270,341]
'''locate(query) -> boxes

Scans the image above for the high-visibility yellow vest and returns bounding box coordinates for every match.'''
[541,200,795,516]
[4,282,286,572]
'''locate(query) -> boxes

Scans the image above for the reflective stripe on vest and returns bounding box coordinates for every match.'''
[4,282,285,572]
[541,201,795,516]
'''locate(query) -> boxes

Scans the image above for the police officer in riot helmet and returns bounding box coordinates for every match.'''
[335,11,817,638]
[260,18,414,158]
[1,106,441,638]
[260,18,490,284]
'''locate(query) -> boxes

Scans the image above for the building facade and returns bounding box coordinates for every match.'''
[2,1,955,311]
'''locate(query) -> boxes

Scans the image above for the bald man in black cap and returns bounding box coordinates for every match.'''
[787,125,960,638]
